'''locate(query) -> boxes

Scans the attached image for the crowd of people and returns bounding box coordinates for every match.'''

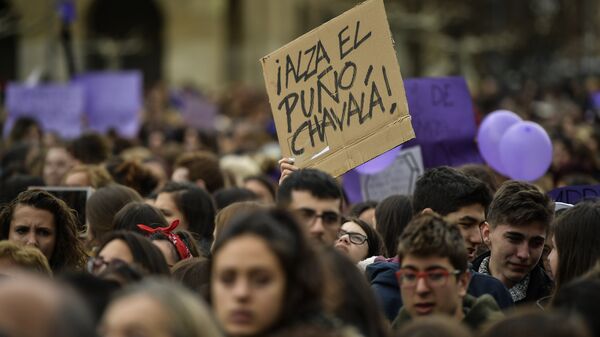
[0,80,599,337]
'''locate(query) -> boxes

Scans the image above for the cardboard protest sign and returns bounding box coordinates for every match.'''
[261,0,414,177]
[78,71,142,138]
[403,77,483,168]
[360,145,424,201]
[4,83,84,139]
[548,185,600,205]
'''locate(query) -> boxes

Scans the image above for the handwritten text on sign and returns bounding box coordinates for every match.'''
[262,0,414,177]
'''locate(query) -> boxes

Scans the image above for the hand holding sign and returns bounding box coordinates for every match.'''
[262,0,414,177]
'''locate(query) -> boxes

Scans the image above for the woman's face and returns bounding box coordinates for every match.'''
[100,294,171,337]
[212,234,285,337]
[334,221,369,264]
[92,239,135,275]
[154,192,188,230]
[8,205,57,260]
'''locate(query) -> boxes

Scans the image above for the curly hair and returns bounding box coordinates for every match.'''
[0,189,87,272]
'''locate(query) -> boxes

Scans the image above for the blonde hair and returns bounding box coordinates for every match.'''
[0,241,52,277]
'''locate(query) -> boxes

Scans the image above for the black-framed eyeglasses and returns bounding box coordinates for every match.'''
[294,208,341,227]
[337,229,368,245]
[395,268,463,288]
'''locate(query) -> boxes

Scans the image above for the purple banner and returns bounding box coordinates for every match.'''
[4,83,84,139]
[548,185,600,204]
[403,77,483,168]
[78,71,142,138]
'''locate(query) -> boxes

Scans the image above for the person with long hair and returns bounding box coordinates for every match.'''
[210,208,327,336]
[0,189,87,273]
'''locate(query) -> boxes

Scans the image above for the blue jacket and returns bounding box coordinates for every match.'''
[366,261,514,321]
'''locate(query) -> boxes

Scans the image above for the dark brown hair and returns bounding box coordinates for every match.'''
[397,213,468,272]
[487,180,554,231]
[0,189,87,272]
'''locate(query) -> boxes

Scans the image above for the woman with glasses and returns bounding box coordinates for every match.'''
[88,231,170,281]
[335,217,385,266]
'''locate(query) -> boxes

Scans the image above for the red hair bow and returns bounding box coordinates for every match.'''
[137,220,192,261]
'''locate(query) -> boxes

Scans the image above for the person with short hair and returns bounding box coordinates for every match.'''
[392,213,502,331]
[475,180,555,304]
[277,168,343,246]
[171,151,224,193]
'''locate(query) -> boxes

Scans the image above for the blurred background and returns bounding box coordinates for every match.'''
[1,0,600,191]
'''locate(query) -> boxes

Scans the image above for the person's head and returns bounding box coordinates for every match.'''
[105,158,159,198]
[62,164,113,188]
[112,202,168,232]
[0,273,97,337]
[213,201,269,244]
[0,189,86,272]
[277,168,343,245]
[481,180,554,288]
[335,217,385,264]
[172,151,225,193]
[155,182,216,242]
[549,201,600,291]
[375,195,413,257]
[0,241,52,277]
[396,213,471,320]
[8,116,42,146]
[211,208,323,337]
[90,231,170,277]
[320,248,391,337]
[412,167,492,260]
[552,278,600,337]
[349,201,378,226]
[480,308,590,337]
[458,163,499,194]
[136,221,201,268]
[171,257,211,300]
[243,175,277,204]
[43,145,76,186]
[213,187,258,211]
[67,133,110,164]
[0,174,45,206]
[100,278,223,337]
[86,184,143,244]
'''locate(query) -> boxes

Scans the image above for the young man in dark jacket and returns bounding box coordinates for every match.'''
[391,213,503,331]
[367,167,513,320]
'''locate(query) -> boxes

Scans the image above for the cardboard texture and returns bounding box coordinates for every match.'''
[261,0,414,177]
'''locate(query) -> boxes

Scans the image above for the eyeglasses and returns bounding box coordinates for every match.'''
[395,268,463,288]
[87,256,127,275]
[294,208,341,227]
[337,229,368,245]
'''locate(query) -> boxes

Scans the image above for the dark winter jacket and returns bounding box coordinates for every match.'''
[470,251,554,305]
[366,261,513,321]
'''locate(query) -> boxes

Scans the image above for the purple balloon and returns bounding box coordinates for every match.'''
[354,146,401,175]
[499,121,552,181]
[477,110,522,176]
